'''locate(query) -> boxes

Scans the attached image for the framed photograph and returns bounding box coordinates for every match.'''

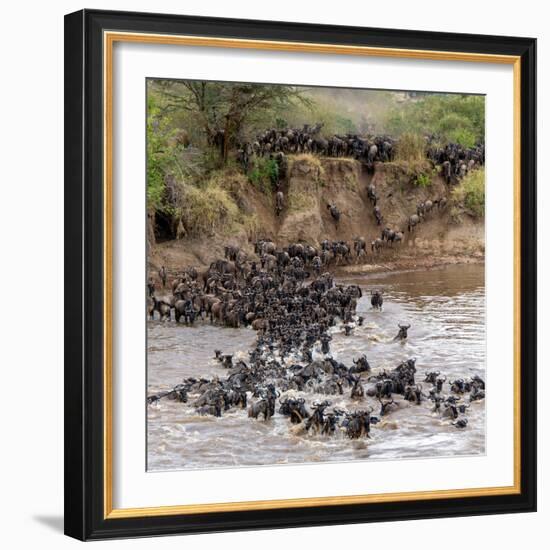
[64,9,537,540]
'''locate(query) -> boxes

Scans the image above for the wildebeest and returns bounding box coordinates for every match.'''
[279,397,310,424]
[408,214,421,232]
[158,265,167,288]
[442,160,452,185]
[248,385,279,420]
[403,384,424,404]
[306,400,331,433]
[353,237,367,259]
[370,290,383,310]
[275,191,284,216]
[424,371,441,385]
[343,408,373,438]
[394,323,411,341]
[350,376,365,400]
[373,206,382,226]
[367,183,377,205]
[351,355,371,373]
[371,238,383,254]
[327,203,341,226]
[149,296,171,321]
[378,397,399,417]
[452,418,468,429]
[434,196,448,209]
[321,410,343,436]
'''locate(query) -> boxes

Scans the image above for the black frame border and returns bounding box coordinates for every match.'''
[64,9,537,541]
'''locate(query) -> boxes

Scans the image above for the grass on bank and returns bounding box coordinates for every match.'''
[394,132,426,163]
[165,167,263,239]
[181,183,239,236]
[385,159,434,189]
[452,168,485,217]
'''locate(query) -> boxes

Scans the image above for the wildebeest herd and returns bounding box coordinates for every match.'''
[426,138,485,185]
[235,124,483,233]
[147,124,485,453]
[147,239,485,442]
[236,124,484,188]
[325,179,448,259]
[238,123,396,172]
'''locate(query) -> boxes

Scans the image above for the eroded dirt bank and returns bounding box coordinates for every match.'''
[148,155,484,275]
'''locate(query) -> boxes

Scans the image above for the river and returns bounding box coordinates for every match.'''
[147,263,485,471]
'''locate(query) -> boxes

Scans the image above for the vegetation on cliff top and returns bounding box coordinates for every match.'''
[385,94,485,148]
[394,132,426,163]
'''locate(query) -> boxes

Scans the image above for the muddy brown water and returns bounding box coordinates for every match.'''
[147,263,485,471]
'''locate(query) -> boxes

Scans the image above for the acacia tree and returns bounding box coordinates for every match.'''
[153,80,308,162]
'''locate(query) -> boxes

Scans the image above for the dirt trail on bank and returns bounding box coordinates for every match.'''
[149,155,484,276]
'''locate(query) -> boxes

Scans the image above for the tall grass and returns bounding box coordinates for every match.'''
[181,182,239,236]
[175,168,265,237]
[394,132,426,162]
[452,168,485,217]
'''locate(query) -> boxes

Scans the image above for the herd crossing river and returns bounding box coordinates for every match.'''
[147,263,485,471]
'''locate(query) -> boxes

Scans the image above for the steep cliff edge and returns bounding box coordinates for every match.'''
[149,155,484,272]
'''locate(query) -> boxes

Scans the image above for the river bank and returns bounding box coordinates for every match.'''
[150,235,484,282]
[337,253,484,277]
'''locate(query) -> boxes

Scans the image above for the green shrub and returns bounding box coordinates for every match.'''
[385,94,485,146]
[385,159,432,189]
[449,128,477,149]
[146,93,189,211]
[452,168,485,217]
[146,95,168,210]
[414,172,432,188]
[248,156,279,194]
